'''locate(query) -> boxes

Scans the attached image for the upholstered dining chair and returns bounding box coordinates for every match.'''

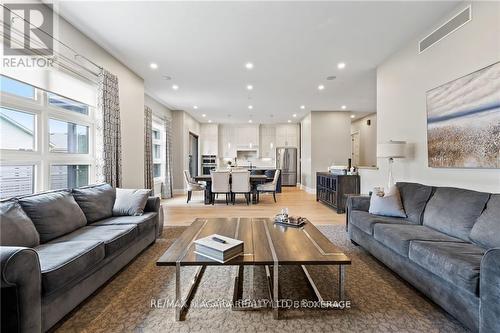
[211,170,231,205]
[184,170,205,203]
[230,170,251,205]
[256,169,281,203]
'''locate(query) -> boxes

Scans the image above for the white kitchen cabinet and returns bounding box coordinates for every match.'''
[275,124,298,147]
[235,124,259,149]
[259,125,276,158]
[200,124,218,156]
[219,125,237,158]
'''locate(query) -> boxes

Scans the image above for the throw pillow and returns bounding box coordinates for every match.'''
[0,201,40,247]
[113,188,150,216]
[73,184,116,223]
[369,185,407,218]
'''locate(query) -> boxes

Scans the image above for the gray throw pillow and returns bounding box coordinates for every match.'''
[469,194,500,249]
[113,188,150,216]
[369,186,407,218]
[0,201,40,247]
[19,191,87,243]
[73,184,116,223]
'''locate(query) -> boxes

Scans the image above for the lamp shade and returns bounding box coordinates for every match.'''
[377,141,407,158]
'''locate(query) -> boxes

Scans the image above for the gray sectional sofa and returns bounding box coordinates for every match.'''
[347,182,499,333]
[0,184,163,333]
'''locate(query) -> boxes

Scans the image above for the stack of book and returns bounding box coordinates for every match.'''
[194,234,244,263]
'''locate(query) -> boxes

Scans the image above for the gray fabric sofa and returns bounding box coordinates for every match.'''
[0,184,164,333]
[347,182,499,333]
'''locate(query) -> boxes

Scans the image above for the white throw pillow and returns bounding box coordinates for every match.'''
[369,185,407,218]
[113,188,150,216]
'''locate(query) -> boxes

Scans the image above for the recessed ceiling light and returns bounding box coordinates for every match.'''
[149,63,158,69]
[193,106,198,109]
[245,62,254,70]
[287,120,292,123]
[202,114,206,117]
[246,84,253,90]
[208,120,212,123]
[341,105,347,110]
[248,119,253,123]
[172,84,179,90]
[292,114,297,118]
[337,62,346,69]
[300,105,305,110]
[318,84,325,91]
[248,105,253,110]
[350,115,356,119]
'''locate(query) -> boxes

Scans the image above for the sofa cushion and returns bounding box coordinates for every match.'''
[368,186,406,218]
[19,191,87,243]
[113,189,150,216]
[0,201,40,247]
[423,187,490,241]
[51,225,137,256]
[349,210,408,235]
[35,240,105,295]
[373,224,465,257]
[409,241,485,295]
[72,184,116,223]
[469,194,499,249]
[396,182,433,224]
[91,212,157,234]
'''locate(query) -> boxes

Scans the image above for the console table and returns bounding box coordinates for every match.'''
[316,172,360,213]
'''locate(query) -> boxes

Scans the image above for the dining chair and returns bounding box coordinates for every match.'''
[230,170,251,205]
[184,170,205,203]
[210,170,231,205]
[256,169,281,203]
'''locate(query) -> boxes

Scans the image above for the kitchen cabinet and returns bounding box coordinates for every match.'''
[235,124,259,149]
[219,125,236,158]
[200,124,218,156]
[259,125,276,158]
[276,124,299,147]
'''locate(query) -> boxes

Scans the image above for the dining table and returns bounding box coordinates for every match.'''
[194,174,269,204]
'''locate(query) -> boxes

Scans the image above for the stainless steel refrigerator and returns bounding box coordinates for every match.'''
[276,147,297,186]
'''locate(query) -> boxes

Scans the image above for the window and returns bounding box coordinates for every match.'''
[0,75,95,198]
[49,119,89,154]
[152,117,165,180]
[0,165,35,199]
[0,107,35,151]
[48,93,89,115]
[50,165,89,190]
[0,76,35,99]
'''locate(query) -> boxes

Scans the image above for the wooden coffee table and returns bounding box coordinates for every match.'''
[156,217,351,320]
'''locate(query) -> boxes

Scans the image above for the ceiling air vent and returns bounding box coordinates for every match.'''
[419,5,471,53]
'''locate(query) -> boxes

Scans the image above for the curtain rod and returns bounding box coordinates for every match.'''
[1,4,103,73]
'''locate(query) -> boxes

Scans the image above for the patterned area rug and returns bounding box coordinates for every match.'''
[56,225,468,333]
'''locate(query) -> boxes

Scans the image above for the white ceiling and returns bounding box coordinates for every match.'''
[57,1,459,124]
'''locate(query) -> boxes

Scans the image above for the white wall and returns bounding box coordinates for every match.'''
[351,113,377,167]
[300,111,352,191]
[145,94,172,119]
[57,16,146,188]
[361,1,500,194]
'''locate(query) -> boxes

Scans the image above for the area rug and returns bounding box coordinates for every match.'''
[55,225,468,333]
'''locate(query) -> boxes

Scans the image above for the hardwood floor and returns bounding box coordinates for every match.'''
[161,187,346,226]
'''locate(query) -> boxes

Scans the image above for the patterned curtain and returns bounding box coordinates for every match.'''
[95,69,122,188]
[144,106,154,191]
[162,116,174,198]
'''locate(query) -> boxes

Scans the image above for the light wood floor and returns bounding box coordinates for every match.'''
[161,187,346,226]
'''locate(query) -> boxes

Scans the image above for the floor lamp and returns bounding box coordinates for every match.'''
[377,141,407,189]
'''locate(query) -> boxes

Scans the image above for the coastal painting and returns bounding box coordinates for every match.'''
[426,61,500,168]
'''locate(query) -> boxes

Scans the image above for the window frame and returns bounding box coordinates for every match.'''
[152,115,165,183]
[0,77,95,196]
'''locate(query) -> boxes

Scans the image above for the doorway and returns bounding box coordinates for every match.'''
[189,132,199,177]
[351,131,360,167]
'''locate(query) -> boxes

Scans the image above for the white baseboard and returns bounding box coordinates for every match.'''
[298,184,316,194]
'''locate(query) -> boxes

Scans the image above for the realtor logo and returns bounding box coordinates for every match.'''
[3,3,53,56]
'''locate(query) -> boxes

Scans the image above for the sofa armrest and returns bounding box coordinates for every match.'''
[144,196,164,237]
[480,247,500,333]
[1,246,41,333]
[347,195,371,212]
[144,196,160,213]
